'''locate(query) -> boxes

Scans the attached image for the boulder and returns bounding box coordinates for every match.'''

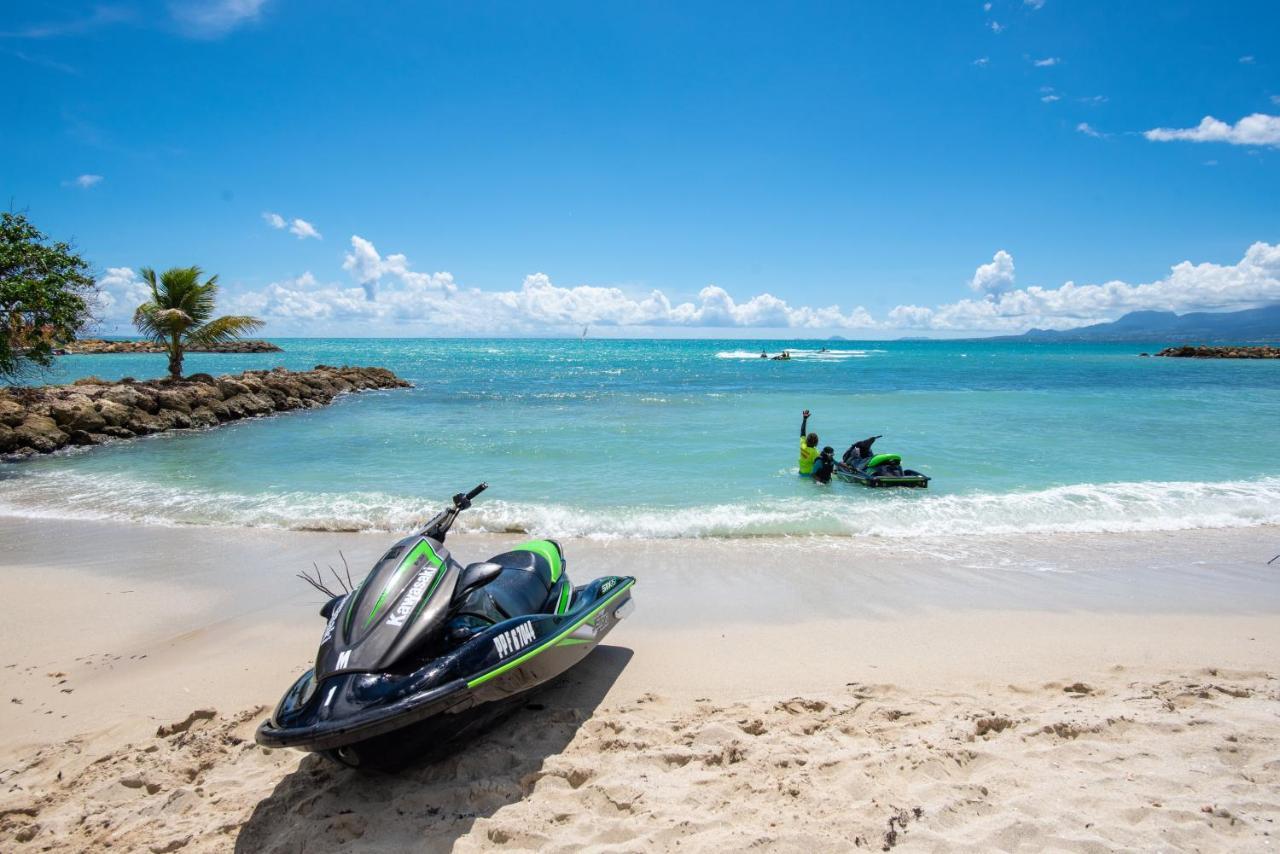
[217,378,249,398]
[0,396,25,427]
[50,394,107,433]
[154,388,194,414]
[189,407,219,429]
[95,399,133,427]
[101,385,155,412]
[13,414,67,453]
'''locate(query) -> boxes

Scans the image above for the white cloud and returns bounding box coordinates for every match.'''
[263,211,321,240]
[64,174,103,189]
[888,242,1280,332]
[1076,122,1105,138]
[983,2,992,10]
[970,250,1016,295]
[169,0,268,38]
[1239,55,1255,65]
[240,235,875,333]
[989,21,1004,33]
[341,235,457,300]
[1144,113,1280,147]
[973,56,990,67]
[208,236,1280,336]
[91,267,152,323]
[1077,95,1108,105]
[1033,57,1060,67]
[1024,0,1046,8]
[288,218,321,240]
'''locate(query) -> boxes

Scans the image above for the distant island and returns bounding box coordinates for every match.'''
[64,338,282,354]
[994,304,1280,343]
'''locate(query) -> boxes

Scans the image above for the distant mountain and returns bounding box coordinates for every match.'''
[996,304,1280,343]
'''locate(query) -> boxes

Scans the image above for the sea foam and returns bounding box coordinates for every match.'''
[2,470,1277,540]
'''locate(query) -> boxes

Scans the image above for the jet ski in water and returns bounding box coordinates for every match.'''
[256,483,636,768]
[835,436,931,488]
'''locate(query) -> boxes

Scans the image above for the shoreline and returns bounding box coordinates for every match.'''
[1,516,1277,850]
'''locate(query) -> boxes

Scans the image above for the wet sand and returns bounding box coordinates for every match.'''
[1,516,1278,851]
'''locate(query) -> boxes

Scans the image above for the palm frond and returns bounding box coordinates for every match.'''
[186,314,264,347]
[132,303,172,343]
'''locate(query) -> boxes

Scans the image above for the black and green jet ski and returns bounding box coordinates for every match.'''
[835,436,931,488]
[256,483,635,769]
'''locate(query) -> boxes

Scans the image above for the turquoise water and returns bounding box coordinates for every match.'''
[3,339,1279,538]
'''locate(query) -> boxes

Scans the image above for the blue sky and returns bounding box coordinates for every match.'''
[3,0,1279,336]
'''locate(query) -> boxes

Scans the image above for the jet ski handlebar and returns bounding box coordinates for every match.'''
[420,483,488,541]
[454,482,488,509]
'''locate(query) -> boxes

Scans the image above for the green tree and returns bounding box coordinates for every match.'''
[133,266,264,380]
[0,212,96,380]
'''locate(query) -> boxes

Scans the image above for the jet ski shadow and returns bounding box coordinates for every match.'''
[235,645,633,851]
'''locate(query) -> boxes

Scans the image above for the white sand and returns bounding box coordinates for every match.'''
[1,516,1278,851]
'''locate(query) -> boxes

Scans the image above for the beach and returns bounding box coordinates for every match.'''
[2,515,1277,851]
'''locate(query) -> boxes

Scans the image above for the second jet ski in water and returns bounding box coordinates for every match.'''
[835,436,931,488]
[256,483,636,769]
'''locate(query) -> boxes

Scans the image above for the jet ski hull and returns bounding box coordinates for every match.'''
[834,463,930,488]
[257,577,634,768]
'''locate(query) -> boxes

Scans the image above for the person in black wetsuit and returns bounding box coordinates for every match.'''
[812,446,836,484]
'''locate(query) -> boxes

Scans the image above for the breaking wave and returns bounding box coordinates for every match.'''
[2,470,1278,539]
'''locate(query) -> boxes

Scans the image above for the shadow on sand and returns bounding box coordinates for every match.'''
[235,645,633,852]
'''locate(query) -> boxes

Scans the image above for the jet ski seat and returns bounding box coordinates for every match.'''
[447,542,568,642]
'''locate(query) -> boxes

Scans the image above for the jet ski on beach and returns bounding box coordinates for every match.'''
[256,483,636,769]
[835,436,931,488]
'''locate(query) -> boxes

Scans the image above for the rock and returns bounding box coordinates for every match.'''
[216,378,249,398]
[126,411,164,435]
[0,396,27,427]
[13,415,67,453]
[50,394,106,433]
[1155,345,1280,359]
[2,366,410,460]
[189,407,219,428]
[153,388,194,414]
[101,385,155,412]
[95,399,132,427]
[66,430,102,446]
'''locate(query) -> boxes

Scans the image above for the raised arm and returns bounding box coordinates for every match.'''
[800,409,810,437]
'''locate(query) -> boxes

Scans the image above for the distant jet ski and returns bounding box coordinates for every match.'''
[836,436,930,488]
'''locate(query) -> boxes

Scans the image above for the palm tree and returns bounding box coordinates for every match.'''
[133,266,264,380]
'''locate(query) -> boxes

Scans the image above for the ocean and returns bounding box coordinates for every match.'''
[3,338,1278,539]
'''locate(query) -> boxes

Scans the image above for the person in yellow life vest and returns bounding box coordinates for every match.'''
[798,409,819,476]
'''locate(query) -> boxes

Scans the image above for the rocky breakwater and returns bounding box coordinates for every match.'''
[65,338,282,354]
[0,366,410,459]
[1155,345,1280,359]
